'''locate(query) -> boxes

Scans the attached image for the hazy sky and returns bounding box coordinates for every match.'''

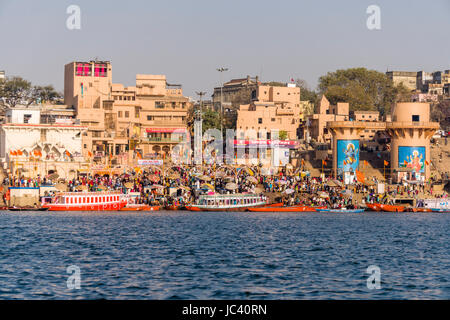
[0,0,449,98]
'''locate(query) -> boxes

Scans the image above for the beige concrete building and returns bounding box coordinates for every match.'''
[304,95,349,144]
[236,84,302,140]
[64,61,112,157]
[64,61,191,164]
[386,71,418,91]
[327,102,439,183]
[350,110,380,141]
[108,75,190,160]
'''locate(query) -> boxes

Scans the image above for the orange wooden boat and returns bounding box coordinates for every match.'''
[411,208,432,212]
[120,206,143,211]
[366,203,405,212]
[247,205,327,212]
[141,205,161,211]
[165,204,182,210]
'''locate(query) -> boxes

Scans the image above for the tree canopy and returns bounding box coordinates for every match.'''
[0,76,61,108]
[317,68,409,115]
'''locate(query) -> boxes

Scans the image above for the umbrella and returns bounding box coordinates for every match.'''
[284,188,295,194]
[75,185,88,191]
[214,171,226,178]
[47,173,59,180]
[318,191,329,198]
[149,174,160,183]
[97,185,107,191]
[150,184,164,189]
[276,180,287,185]
[178,186,191,191]
[224,176,235,181]
[168,173,180,180]
[201,183,214,190]
[246,176,258,184]
[245,168,254,176]
[55,183,67,191]
[124,182,134,188]
[225,182,238,190]
[199,175,211,182]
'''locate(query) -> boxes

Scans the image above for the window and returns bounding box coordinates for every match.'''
[258,118,262,124]
[135,107,140,118]
[84,144,87,148]
[118,111,122,117]
[147,115,154,121]
[125,111,129,118]
[412,115,420,122]
[23,114,32,123]
[271,118,275,122]
[155,102,164,108]
[75,63,91,76]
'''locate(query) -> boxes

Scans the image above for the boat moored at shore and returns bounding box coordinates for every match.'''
[185,193,267,212]
[42,192,127,211]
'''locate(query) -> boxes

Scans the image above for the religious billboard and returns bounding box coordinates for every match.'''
[337,140,360,173]
[398,146,425,173]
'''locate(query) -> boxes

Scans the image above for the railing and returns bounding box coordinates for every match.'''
[147,137,183,143]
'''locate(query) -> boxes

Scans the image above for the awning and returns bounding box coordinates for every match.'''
[146,128,187,133]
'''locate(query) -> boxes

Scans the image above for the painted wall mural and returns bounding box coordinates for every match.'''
[398,146,425,173]
[337,140,360,173]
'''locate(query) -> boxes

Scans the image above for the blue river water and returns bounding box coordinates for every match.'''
[0,210,448,300]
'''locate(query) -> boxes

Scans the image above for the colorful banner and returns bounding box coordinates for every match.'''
[234,139,298,149]
[398,146,425,173]
[337,140,359,173]
[137,159,163,166]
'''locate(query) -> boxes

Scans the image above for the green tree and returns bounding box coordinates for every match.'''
[295,79,318,103]
[0,76,33,107]
[202,109,221,134]
[318,68,409,115]
[279,130,288,140]
[0,76,61,108]
[33,85,62,104]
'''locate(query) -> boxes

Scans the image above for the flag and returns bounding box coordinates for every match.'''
[384,160,389,166]
[343,160,347,165]
[425,160,429,166]
[88,151,93,157]
[322,159,327,166]
[136,151,142,159]
[10,150,17,156]
[404,160,408,166]
[355,170,365,184]
[65,150,71,157]
[17,150,23,156]
[364,160,368,166]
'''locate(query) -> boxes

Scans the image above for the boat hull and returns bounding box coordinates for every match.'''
[43,202,127,211]
[316,209,365,213]
[366,203,405,212]
[247,206,327,212]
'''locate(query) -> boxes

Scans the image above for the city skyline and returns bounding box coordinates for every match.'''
[0,0,449,98]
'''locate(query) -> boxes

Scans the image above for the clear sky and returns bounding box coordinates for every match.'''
[0,0,449,98]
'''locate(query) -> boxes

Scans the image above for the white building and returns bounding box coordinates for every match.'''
[0,106,88,179]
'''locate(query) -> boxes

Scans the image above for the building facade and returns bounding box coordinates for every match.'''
[0,106,87,179]
[386,71,418,91]
[64,61,191,164]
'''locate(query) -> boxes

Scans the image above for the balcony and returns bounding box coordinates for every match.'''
[147,137,184,143]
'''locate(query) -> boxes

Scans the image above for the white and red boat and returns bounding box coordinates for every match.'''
[42,192,127,211]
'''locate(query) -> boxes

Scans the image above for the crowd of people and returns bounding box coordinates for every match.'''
[1,163,449,209]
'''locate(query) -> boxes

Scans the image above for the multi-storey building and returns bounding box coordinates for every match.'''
[109,75,190,159]
[386,71,418,91]
[64,61,112,157]
[64,61,191,163]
